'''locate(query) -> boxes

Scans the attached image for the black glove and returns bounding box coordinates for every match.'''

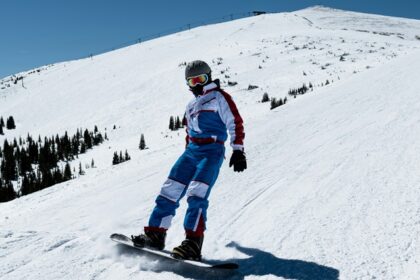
[229,150,247,172]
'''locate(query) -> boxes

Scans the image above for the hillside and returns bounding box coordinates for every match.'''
[1,7,420,280]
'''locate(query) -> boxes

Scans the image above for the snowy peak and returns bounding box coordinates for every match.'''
[297,5,420,40]
[300,5,345,13]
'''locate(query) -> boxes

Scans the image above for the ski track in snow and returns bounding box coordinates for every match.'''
[1,6,420,280]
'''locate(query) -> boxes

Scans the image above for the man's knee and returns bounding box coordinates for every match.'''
[159,178,186,202]
[186,181,210,199]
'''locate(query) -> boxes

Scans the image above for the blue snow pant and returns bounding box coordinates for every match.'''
[148,143,225,236]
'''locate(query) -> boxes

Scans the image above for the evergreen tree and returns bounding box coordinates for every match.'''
[38,139,57,174]
[182,114,187,127]
[28,139,39,164]
[169,116,175,130]
[112,152,120,165]
[28,172,39,193]
[63,162,72,181]
[84,129,93,149]
[91,159,95,168]
[175,117,181,129]
[270,98,278,110]
[2,140,17,181]
[139,134,146,150]
[80,142,86,154]
[0,125,3,135]
[20,174,32,196]
[71,136,80,155]
[124,150,131,161]
[61,132,70,159]
[0,117,4,128]
[6,116,16,129]
[262,92,270,103]
[53,168,63,184]
[78,162,84,175]
[13,138,18,148]
[41,170,54,189]
[18,148,32,175]
[0,180,17,202]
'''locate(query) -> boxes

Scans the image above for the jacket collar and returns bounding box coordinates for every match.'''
[202,82,218,95]
[201,79,221,95]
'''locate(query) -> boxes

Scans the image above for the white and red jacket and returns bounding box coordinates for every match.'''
[184,81,245,151]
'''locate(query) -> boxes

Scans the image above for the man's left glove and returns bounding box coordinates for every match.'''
[229,150,247,172]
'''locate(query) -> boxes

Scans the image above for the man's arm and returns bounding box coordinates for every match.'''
[217,90,245,151]
[182,112,189,148]
[217,90,247,172]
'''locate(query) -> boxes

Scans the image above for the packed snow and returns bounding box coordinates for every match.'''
[1,6,420,280]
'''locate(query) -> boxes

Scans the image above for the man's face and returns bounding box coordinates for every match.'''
[186,74,209,96]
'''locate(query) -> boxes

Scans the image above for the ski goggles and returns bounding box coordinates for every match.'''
[186,74,208,87]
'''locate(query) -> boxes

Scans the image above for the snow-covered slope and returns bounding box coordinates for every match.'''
[1,7,420,280]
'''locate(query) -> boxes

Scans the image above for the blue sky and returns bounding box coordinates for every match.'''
[1,0,419,78]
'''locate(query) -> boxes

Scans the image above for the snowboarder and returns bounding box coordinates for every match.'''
[132,60,246,261]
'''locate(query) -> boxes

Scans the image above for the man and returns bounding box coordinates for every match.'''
[132,60,247,261]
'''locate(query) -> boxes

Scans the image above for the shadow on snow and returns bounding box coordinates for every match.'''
[115,241,339,280]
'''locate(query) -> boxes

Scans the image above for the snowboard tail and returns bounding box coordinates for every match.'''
[110,233,238,269]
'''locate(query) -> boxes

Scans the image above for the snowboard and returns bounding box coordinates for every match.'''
[110,233,238,269]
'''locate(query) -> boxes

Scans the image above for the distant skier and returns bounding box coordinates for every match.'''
[131,60,246,261]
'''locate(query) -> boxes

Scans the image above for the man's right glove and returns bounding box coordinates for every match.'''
[229,150,247,172]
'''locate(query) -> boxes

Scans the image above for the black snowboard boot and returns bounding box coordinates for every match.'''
[171,235,203,261]
[131,228,166,250]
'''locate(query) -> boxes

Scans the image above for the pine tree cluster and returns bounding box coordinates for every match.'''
[112,150,131,165]
[169,116,185,131]
[0,126,106,202]
[288,83,313,98]
[0,116,16,135]
[270,97,288,110]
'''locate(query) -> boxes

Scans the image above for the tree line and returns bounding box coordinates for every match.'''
[112,150,131,165]
[0,126,106,202]
[288,83,313,98]
[169,116,185,131]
